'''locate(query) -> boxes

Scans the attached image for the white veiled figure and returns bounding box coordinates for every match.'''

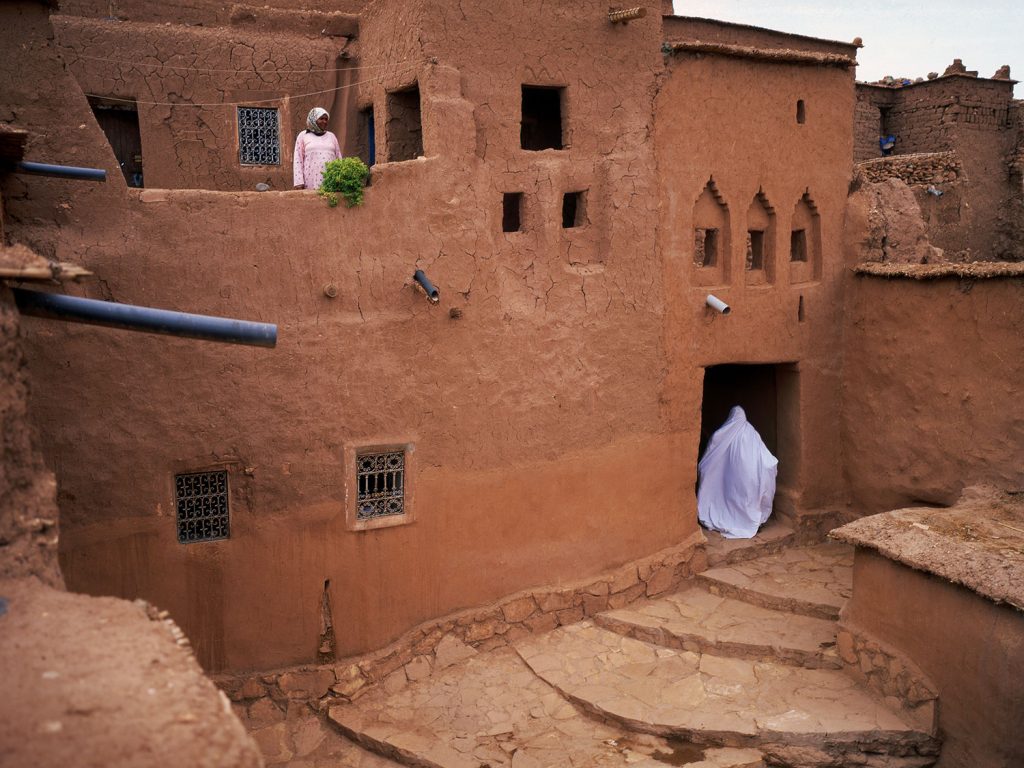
[697,406,779,539]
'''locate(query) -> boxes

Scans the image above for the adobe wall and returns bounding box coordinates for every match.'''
[655,30,856,516]
[0,286,62,587]
[52,14,353,190]
[843,549,1024,768]
[854,76,1018,259]
[6,0,700,673]
[58,0,366,26]
[840,276,1024,513]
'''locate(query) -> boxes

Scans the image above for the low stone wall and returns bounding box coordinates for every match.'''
[836,621,938,734]
[856,151,963,186]
[217,533,707,724]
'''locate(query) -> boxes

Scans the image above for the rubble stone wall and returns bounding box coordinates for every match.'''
[835,620,938,734]
[855,151,963,186]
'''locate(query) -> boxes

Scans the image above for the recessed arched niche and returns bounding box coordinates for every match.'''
[789,190,822,284]
[691,178,730,287]
[745,190,776,286]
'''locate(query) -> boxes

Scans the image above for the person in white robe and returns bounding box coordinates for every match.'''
[697,406,778,539]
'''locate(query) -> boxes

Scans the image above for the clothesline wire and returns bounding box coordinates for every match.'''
[83,64,418,107]
[67,52,412,75]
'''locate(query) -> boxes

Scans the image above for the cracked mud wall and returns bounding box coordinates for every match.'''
[7,0,692,672]
[655,30,857,517]
[0,287,62,587]
[840,276,1024,513]
[52,13,351,191]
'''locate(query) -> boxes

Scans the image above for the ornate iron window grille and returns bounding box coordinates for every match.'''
[356,450,405,520]
[237,106,280,166]
[175,470,230,543]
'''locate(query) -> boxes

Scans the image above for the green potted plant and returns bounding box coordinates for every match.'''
[318,157,370,208]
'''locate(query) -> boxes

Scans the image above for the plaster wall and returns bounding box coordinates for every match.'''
[58,0,366,26]
[52,15,351,190]
[840,276,1024,513]
[844,549,1024,768]
[5,0,695,672]
[655,50,855,514]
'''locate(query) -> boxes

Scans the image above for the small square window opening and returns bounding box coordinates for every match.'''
[386,84,423,162]
[562,191,586,228]
[694,228,719,267]
[747,230,765,270]
[237,107,280,166]
[176,470,230,544]
[502,193,523,232]
[356,449,406,521]
[521,86,564,151]
[790,229,808,262]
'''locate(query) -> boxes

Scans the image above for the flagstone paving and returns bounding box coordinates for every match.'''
[595,586,841,669]
[328,647,765,768]
[515,623,934,756]
[696,543,852,620]
[320,542,939,768]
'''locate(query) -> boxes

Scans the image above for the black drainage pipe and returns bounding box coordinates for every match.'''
[412,269,440,304]
[13,289,277,348]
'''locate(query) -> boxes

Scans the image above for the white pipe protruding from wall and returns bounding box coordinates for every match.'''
[706,294,730,315]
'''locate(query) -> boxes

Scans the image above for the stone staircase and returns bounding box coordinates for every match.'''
[327,529,941,768]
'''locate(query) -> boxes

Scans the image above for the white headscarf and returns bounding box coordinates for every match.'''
[306,107,329,135]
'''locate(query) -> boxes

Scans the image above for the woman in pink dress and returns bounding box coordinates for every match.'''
[293,107,342,190]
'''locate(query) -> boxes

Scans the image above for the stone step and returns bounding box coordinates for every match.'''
[595,586,841,669]
[703,518,797,567]
[704,520,798,569]
[696,543,852,620]
[515,624,939,768]
[328,647,765,768]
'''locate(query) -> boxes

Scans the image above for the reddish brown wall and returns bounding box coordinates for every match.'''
[854,77,1018,259]
[840,276,1024,513]
[655,48,855,516]
[845,549,1024,768]
[6,0,701,673]
[0,288,62,587]
[52,15,351,191]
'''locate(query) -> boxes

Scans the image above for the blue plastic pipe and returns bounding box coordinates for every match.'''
[13,161,107,182]
[13,289,277,348]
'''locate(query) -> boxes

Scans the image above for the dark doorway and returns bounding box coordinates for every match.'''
[700,364,778,461]
[521,85,564,151]
[699,363,800,495]
[89,97,143,187]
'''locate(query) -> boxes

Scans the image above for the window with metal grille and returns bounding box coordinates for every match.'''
[356,450,405,520]
[175,470,230,543]
[237,107,280,165]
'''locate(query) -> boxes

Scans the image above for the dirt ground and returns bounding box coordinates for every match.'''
[0,578,262,768]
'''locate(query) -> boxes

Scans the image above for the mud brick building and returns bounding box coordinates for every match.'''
[2,1,1023,766]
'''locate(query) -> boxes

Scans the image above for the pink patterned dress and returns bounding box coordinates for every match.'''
[293,130,342,189]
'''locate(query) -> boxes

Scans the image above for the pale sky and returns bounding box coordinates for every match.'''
[672,1,1022,97]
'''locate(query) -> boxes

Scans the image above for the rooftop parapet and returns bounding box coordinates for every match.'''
[664,15,859,63]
